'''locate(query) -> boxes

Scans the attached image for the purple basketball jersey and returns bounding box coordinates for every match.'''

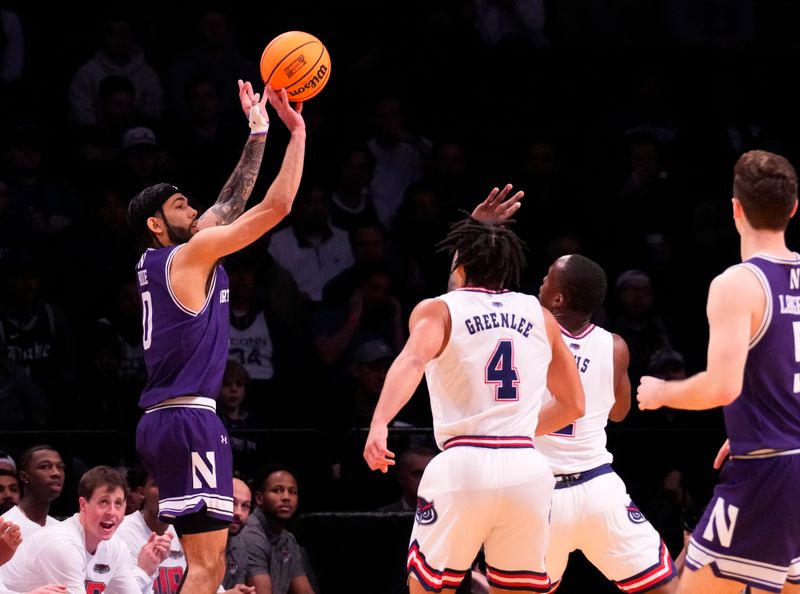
[724,255,800,455]
[135,246,230,409]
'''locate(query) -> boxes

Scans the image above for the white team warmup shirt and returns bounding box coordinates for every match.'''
[0,513,153,594]
[425,289,551,447]
[116,511,185,594]
[535,324,615,473]
[1,505,61,539]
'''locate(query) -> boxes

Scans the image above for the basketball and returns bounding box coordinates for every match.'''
[260,31,331,102]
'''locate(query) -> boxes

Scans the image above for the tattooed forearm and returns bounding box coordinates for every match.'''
[201,134,266,226]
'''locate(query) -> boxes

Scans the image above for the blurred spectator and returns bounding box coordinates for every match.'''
[243,464,319,594]
[379,446,436,512]
[365,95,431,227]
[425,137,479,222]
[312,263,405,378]
[321,222,394,309]
[608,269,673,387]
[391,182,451,305]
[0,7,24,84]
[471,0,548,47]
[165,76,243,210]
[0,469,20,515]
[218,360,265,475]
[642,468,695,560]
[222,477,253,592]
[164,6,258,122]
[329,143,380,233]
[227,253,275,397]
[68,75,144,182]
[0,257,76,421]
[267,181,354,305]
[115,126,177,197]
[0,352,48,429]
[0,445,64,537]
[93,278,147,388]
[124,466,148,515]
[67,13,163,126]
[1,121,82,245]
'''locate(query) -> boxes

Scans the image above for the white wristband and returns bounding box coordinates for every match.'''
[249,104,269,134]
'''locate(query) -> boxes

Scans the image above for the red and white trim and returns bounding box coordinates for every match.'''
[407,541,467,592]
[443,436,534,450]
[559,323,595,339]
[485,563,551,592]
[614,541,676,593]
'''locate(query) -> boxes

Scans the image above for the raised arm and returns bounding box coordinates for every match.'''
[195,81,270,230]
[178,86,305,267]
[637,265,759,411]
[363,298,450,473]
[536,308,586,436]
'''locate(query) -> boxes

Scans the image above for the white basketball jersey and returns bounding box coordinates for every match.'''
[0,514,151,594]
[117,511,186,594]
[424,288,551,449]
[534,324,615,473]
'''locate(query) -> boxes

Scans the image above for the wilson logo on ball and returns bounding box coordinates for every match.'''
[260,31,331,102]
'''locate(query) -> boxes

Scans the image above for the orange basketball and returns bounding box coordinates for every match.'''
[260,31,331,102]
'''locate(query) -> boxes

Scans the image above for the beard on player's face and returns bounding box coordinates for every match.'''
[163,216,193,244]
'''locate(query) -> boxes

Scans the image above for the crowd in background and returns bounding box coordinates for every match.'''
[2,1,798,591]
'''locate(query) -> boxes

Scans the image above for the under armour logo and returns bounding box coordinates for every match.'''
[221,435,228,444]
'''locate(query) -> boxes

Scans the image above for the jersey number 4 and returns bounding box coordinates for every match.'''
[485,339,520,401]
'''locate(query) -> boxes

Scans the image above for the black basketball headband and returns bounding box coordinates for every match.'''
[127,183,181,231]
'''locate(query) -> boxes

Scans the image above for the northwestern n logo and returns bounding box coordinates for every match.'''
[191,451,217,489]
[702,497,739,548]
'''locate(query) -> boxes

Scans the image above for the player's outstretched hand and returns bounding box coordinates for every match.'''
[636,375,665,411]
[238,80,267,119]
[0,519,22,565]
[713,438,731,469]
[137,531,172,575]
[264,86,305,134]
[364,424,395,473]
[471,184,523,224]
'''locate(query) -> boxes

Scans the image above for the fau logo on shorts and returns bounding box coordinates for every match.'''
[626,501,646,524]
[415,497,438,525]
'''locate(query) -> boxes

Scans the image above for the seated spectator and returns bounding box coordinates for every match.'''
[124,466,148,515]
[243,465,318,594]
[1,445,64,537]
[267,181,354,306]
[608,269,674,386]
[227,252,275,402]
[329,144,380,233]
[312,264,405,382]
[218,360,265,474]
[116,471,185,594]
[0,257,76,423]
[0,353,48,429]
[0,466,170,594]
[378,446,436,512]
[321,222,395,309]
[222,477,254,593]
[0,471,20,515]
[67,13,163,127]
[0,517,66,594]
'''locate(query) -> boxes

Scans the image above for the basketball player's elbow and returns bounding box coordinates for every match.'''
[708,374,742,406]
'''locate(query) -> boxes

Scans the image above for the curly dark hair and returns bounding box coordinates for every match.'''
[437,216,527,290]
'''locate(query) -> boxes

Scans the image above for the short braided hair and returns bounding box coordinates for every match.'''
[437,216,527,290]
